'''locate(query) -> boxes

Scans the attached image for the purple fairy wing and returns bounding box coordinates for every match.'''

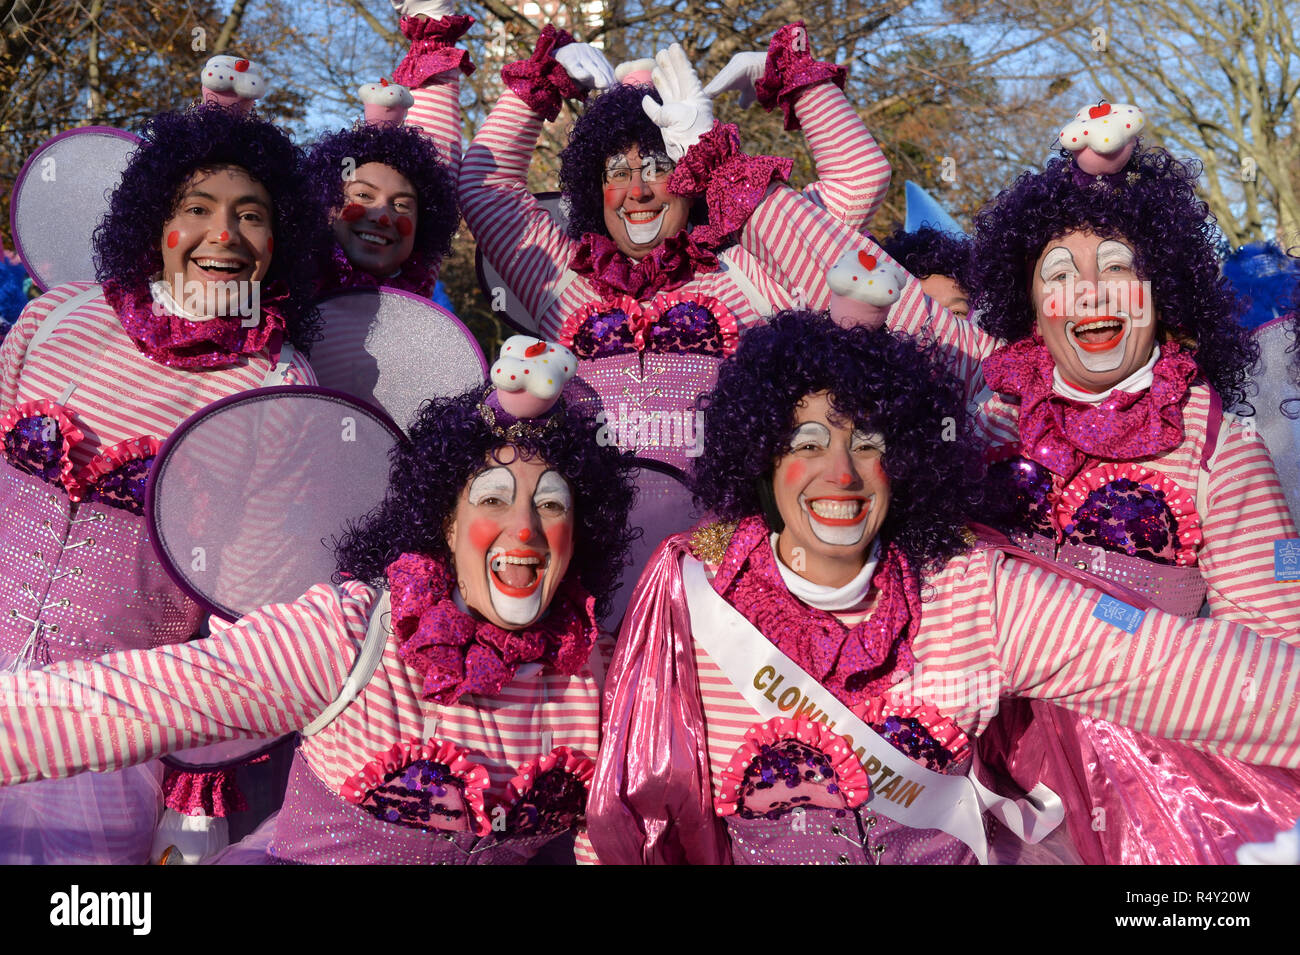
[146,386,402,622]
[10,126,140,292]
[312,286,487,433]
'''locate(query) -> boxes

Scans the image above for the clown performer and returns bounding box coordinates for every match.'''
[461,23,889,464]
[307,0,471,297]
[761,101,1300,862]
[0,342,636,864]
[0,91,323,864]
[589,312,1300,865]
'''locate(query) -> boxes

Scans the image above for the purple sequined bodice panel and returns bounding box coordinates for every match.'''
[726,808,978,865]
[987,453,1206,617]
[270,753,583,865]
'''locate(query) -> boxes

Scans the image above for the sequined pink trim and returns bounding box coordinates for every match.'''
[854,693,972,765]
[0,398,84,490]
[667,122,793,248]
[714,717,871,817]
[1056,462,1203,566]
[754,22,847,131]
[558,291,741,356]
[70,435,160,503]
[162,766,247,817]
[505,745,595,802]
[394,14,476,87]
[501,24,583,121]
[340,738,493,836]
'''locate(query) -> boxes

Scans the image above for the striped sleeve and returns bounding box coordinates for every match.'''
[793,83,890,231]
[459,91,577,331]
[1200,414,1300,644]
[741,185,999,405]
[407,80,462,172]
[0,284,87,413]
[987,550,1300,767]
[0,582,369,785]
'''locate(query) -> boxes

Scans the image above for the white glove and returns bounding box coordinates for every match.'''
[389,0,455,17]
[641,44,714,161]
[702,51,767,108]
[555,43,616,91]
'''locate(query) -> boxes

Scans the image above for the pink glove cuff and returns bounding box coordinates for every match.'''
[394,14,476,86]
[669,121,793,244]
[754,22,847,131]
[501,24,585,121]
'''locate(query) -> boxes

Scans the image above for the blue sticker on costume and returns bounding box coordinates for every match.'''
[1091,594,1145,633]
[1275,540,1300,582]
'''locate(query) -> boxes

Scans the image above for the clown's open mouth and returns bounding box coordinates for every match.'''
[617,204,668,245]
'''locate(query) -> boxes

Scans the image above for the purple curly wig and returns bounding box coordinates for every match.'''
[881,227,974,293]
[334,386,637,618]
[558,83,705,241]
[692,310,985,573]
[969,147,1257,406]
[306,122,459,288]
[93,104,327,353]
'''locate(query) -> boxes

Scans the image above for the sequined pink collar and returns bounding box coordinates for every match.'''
[323,244,437,297]
[569,229,720,301]
[710,516,920,708]
[104,279,287,371]
[387,552,598,705]
[982,338,1199,480]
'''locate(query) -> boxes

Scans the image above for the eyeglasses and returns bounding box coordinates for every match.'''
[603,155,676,186]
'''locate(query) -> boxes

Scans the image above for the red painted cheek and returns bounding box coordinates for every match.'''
[340,203,365,222]
[603,186,622,209]
[395,215,413,237]
[468,518,500,552]
[544,522,574,563]
[166,231,179,249]
[782,461,806,487]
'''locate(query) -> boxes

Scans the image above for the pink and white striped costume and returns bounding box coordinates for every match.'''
[0,577,605,864]
[0,281,313,863]
[731,182,1300,861]
[461,83,888,345]
[589,521,1300,865]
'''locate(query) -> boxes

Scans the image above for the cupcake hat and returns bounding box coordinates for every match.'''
[480,336,578,438]
[358,77,415,126]
[200,55,269,113]
[1059,101,1145,175]
[826,249,907,329]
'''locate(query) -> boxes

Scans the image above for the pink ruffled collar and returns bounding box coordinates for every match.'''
[982,338,1199,480]
[570,229,720,301]
[387,553,597,705]
[104,278,287,371]
[710,516,920,708]
[324,244,438,297]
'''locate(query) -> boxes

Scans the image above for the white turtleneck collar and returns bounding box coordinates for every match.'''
[149,278,222,323]
[770,533,879,611]
[1053,344,1161,404]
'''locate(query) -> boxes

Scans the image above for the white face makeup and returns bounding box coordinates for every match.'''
[1033,230,1157,391]
[447,459,576,629]
[600,146,693,260]
[771,394,891,587]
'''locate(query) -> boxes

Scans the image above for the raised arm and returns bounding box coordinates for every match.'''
[705,23,889,230]
[458,26,597,332]
[987,550,1300,767]
[0,582,373,785]
[392,12,474,172]
[740,184,1000,399]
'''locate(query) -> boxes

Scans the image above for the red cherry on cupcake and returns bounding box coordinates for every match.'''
[1088,103,1111,119]
[857,251,878,270]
